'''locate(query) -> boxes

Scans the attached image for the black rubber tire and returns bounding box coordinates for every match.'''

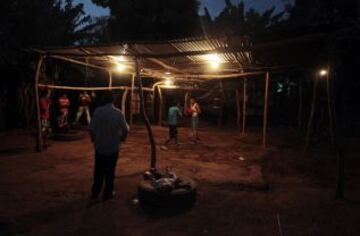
[51,130,85,141]
[138,176,197,208]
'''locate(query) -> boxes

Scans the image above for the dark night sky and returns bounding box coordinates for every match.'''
[74,0,293,18]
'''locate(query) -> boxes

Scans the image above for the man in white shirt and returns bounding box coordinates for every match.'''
[89,91,129,201]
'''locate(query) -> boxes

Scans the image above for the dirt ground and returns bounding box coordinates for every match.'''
[0,125,360,236]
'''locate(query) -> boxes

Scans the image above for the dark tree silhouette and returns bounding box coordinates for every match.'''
[210,0,286,35]
[0,0,93,129]
[92,0,200,40]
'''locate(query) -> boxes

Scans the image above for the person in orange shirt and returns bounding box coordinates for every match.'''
[40,89,52,148]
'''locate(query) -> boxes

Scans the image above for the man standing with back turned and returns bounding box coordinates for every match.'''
[89,91,129,201]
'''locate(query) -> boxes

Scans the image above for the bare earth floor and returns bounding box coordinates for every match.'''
[0,125,359,236]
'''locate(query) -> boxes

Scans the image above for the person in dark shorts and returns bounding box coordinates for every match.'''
[161,100,182,150]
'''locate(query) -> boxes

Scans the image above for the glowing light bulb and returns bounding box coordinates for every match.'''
[116,63,126,72]
[206,53,221,69]
[164,79,173,86]
[319,69,328,77]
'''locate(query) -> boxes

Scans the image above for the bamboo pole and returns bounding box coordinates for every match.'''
[49,55,108,71]
[297,78,303,133]
[35,56,45,152]
[108,71,112,88]
[130,73,135,125]
[151,87,156,122]
[305,74,319,150]
[121,89,128,118]
[157,86,163,126]
[37,84,153,91]
[262,72,270,147]
[326,69,335,144]
[218,81,224,126]
[236,88,241,128]
[135,58,157,171]
[242,78,247,134]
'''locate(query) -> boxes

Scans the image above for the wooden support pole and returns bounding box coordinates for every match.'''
[218,81,225,126]
[108,71,112,88]
[135,58,157,171]
[262,72,270,147]
[236,88,241,128]
[35,56,44,152]
[242,78,247,134]
[326,71,335,144]
[157,86,163,126]
[151,88,156,122]
[297,78,303,133]
[305,74,319,150]
[130,73,135,125]
[121,89,128,118]
[37,84,152,91]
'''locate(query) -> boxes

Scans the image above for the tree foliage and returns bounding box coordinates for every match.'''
[92,0,200,40]
[0,0,92,64]
[212,1,286,35]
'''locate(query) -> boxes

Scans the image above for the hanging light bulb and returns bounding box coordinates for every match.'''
[205,53,221,69]
[115,63,126,72]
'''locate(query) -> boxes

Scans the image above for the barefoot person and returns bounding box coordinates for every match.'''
[162,100,182,149]
[75,91,92,125]
[39,89,52,148]
[89,91,129,201]
[190,98,201,142]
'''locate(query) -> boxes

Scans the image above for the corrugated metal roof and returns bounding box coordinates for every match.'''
[34,36,254,80]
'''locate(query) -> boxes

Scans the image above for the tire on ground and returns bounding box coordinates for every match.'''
[138,176,197,207]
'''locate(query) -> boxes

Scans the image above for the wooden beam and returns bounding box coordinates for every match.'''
[236,88,241,128]
[218,81,224,126]
[262,72,270,147]
[130,73,135,125]
[143,70,265,80]
[108,71,113,88]
[49,55,108,71]
[297,78,303,134]
[305,74,319,150]
[37,84,153,91]
[135,58,157,171]
[326,70,335,144]
[242,78,247,134]
[157,86,163,126]
[121,89,128,118]
[35,56,44,152]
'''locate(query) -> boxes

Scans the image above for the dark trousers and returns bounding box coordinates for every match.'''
[91,151,118,198]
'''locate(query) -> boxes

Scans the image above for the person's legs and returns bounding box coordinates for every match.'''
[165,125,178,146]
[192,116,199,141]
[41,120,50,148]
[85,106,91,124]
[91,152,105,198]
[103,152,118,200]
[174,125,178,144]
[75,106,84,123]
